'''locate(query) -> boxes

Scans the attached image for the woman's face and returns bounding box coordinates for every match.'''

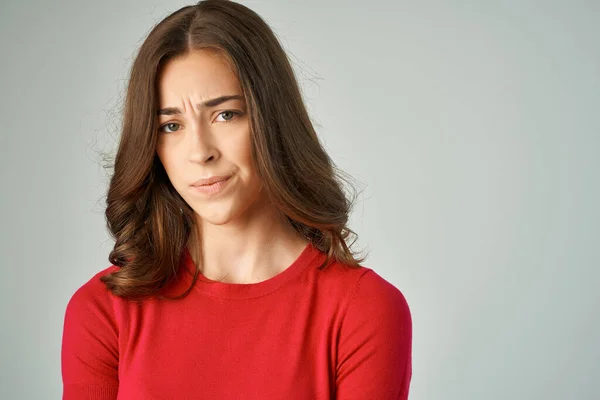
[155,48,263,226]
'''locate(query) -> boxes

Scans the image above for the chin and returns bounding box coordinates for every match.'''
[191,203,244,226]
[189,192,260,227]
[202,216,236,226]
[193,210,235,226]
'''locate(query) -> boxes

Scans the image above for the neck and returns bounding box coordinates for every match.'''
[187,199,309,284]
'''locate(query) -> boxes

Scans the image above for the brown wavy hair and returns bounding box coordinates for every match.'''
[100,0,367,301]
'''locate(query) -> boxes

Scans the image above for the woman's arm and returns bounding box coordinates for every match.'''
[61,270,119,399]
[335,269,413,399]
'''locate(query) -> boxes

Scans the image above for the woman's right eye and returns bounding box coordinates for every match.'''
[159,122,180,133]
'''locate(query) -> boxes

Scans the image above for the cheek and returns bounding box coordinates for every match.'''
[239,140,254,168]
[241,131,256,167]
[227,129,255,172]
[157,148,184,188]
[239,141,262,193]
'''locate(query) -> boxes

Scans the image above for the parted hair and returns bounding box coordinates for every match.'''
[100,0,366,301]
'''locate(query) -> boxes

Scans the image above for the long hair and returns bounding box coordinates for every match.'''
[100,0,366,301]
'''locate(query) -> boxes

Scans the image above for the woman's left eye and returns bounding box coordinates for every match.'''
[215,110,241,122]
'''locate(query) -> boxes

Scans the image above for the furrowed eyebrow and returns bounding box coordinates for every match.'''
[157,94,244,116]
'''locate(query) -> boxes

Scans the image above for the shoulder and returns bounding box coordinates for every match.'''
[319,258,411,319]
[355,269,411,312]
[65,265,121,320]
[68,265,120,299]
[346,267,412,326]
[62,264,122,356]
[315,256,412,335]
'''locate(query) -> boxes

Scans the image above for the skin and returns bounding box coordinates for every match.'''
[155,48,308,284]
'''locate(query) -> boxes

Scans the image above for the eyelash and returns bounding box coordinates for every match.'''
[158,110,242,133]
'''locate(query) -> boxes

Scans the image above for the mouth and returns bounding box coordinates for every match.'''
[191,175,231,187]
[190,175,232,195]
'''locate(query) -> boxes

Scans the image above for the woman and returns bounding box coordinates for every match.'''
[61,1,412,399]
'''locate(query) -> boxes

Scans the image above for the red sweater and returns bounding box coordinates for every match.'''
[61,242,412,399]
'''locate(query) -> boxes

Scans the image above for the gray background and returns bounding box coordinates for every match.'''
[1,0,598,399]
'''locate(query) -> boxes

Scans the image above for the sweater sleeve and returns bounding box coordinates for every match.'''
[61,269,120,400]
[335,269,413,400]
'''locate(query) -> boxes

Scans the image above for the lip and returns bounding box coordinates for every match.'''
[191,175,231,187]
[190,175,232,195]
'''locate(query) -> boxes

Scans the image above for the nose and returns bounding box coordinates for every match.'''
[188,120,219,164]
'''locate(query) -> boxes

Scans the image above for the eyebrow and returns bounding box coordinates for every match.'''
[157,94,244,116]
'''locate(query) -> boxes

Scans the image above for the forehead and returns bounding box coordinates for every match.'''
[156,49,242,106]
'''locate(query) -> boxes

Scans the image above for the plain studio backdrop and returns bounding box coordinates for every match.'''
[1,1,598,399]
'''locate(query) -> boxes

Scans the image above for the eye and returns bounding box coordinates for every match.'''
[158,111,242,133]
[215,110,241,123]
[158,122,180,133]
